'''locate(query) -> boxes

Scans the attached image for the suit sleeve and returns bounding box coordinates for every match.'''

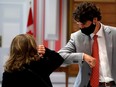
[41,48,64,75]
[58,32,83,64]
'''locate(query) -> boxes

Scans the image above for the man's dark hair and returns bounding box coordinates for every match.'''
[73,2,102,23]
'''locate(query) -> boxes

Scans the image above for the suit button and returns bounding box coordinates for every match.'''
[88,72,90,76]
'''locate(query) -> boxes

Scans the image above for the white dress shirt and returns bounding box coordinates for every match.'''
[91,23,113,82]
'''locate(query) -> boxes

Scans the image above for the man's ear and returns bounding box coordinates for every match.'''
[93,17,97,23]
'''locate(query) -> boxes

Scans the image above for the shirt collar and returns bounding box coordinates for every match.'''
[90,23,103,39]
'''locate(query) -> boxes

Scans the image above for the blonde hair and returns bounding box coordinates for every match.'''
[4,34,39,72]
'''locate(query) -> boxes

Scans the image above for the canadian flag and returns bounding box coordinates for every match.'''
[27,7,35,38]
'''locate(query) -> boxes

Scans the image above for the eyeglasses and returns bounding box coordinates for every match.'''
[76,19,87,25]
[76,21,87,25]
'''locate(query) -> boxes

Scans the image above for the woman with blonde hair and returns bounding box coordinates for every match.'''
[2,34,64,87]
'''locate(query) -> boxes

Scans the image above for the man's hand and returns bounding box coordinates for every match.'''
[37,45,45,57]
[83,53,96,68]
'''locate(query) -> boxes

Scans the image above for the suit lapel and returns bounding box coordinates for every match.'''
[103,26,112,68]
[83,35,92,55]
[80,35,92,86]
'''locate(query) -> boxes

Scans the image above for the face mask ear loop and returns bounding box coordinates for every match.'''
[91,19,96,26]
[92,17,97,25]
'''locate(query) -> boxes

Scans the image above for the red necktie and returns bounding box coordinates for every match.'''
[90,35,99,87]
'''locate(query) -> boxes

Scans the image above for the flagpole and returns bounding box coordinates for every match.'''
[30,1,31,6]
[27,1,35,38]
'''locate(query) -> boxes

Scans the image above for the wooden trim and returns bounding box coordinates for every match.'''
[34,0,37,39]
[55,65,69,87]
[67,0,73,40]
[74,0,116,2]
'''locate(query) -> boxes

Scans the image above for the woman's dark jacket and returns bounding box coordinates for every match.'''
[2,48,64,87]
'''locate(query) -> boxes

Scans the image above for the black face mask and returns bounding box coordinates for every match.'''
[81,23,96,36]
